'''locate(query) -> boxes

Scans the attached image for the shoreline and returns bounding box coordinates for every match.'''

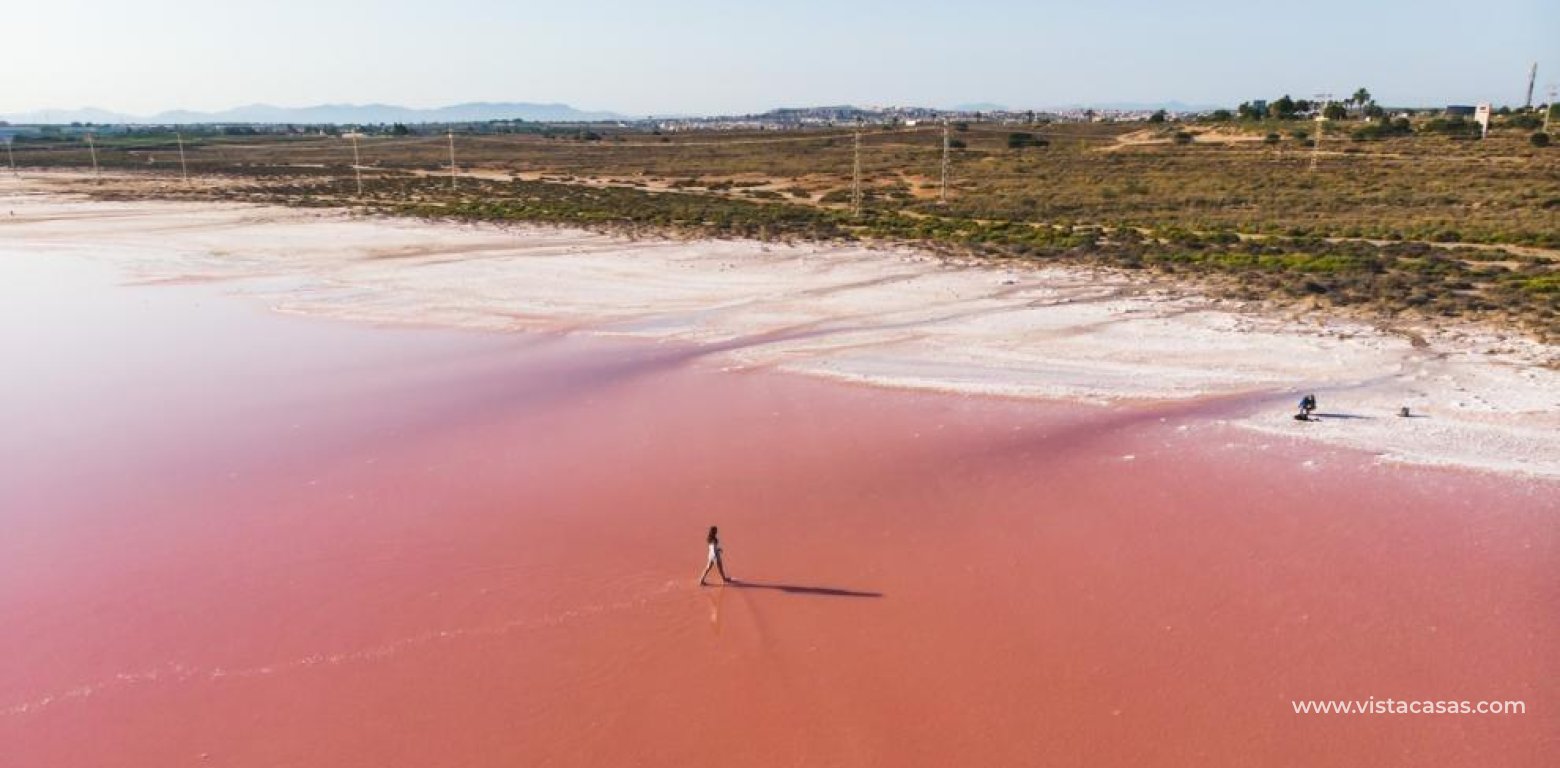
[3,176,1557,477]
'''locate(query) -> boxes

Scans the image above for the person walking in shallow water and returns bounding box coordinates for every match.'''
[699,526,733,586]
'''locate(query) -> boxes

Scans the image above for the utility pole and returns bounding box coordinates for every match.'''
[349,132,364,197]
[5,138,15,177]
[939,119,950,205]
[1525,62,1538,110]
[1544,85,1558,134]
[86,133,100,181]
[851,122,862,217]
[176,132,188,183]
[447,129,458,191]
[1309,93,1331,173]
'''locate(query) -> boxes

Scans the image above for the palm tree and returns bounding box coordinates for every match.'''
[1352,88,1372,109]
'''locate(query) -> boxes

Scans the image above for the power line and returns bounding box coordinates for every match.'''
[349,133,364,197]
[1546,85,1557,134]
[851,122,862,217]
[1526,62,1538,110]
[939,120,950,205]
[176,132,188,184]
[1310,92,1331,173]
[86,133,100,181]
[458,126,941,150]
[353,135,447,148]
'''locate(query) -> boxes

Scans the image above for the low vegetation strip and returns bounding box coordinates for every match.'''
[17,115,1557,340]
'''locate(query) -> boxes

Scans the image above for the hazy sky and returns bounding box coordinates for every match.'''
[5,0,1556,115]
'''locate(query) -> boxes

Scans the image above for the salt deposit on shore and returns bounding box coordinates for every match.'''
[4,179,1556,476]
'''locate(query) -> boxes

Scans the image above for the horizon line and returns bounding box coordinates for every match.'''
[4,96,1548,126]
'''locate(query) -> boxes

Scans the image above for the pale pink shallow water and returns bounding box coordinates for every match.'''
[1,252,1556,767]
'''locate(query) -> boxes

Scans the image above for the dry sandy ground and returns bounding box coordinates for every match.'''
[3,177,1556,477]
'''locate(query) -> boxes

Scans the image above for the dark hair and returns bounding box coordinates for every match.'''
[707,526,718,544]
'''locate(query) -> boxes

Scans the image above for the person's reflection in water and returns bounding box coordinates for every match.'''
[704,581,727,634]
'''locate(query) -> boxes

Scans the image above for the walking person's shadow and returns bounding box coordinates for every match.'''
[723,579,882,598]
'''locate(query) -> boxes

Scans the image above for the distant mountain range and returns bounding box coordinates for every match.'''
[0,102,627,125]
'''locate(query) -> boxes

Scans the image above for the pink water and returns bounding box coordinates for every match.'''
[1,252,1555,766]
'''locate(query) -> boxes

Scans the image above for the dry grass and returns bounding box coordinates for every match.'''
[15,119,1559,339]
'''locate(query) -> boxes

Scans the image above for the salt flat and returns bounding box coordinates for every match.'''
[3,179,1555,476]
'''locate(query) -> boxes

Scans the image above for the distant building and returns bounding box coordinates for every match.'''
[1251,100,1268,115]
